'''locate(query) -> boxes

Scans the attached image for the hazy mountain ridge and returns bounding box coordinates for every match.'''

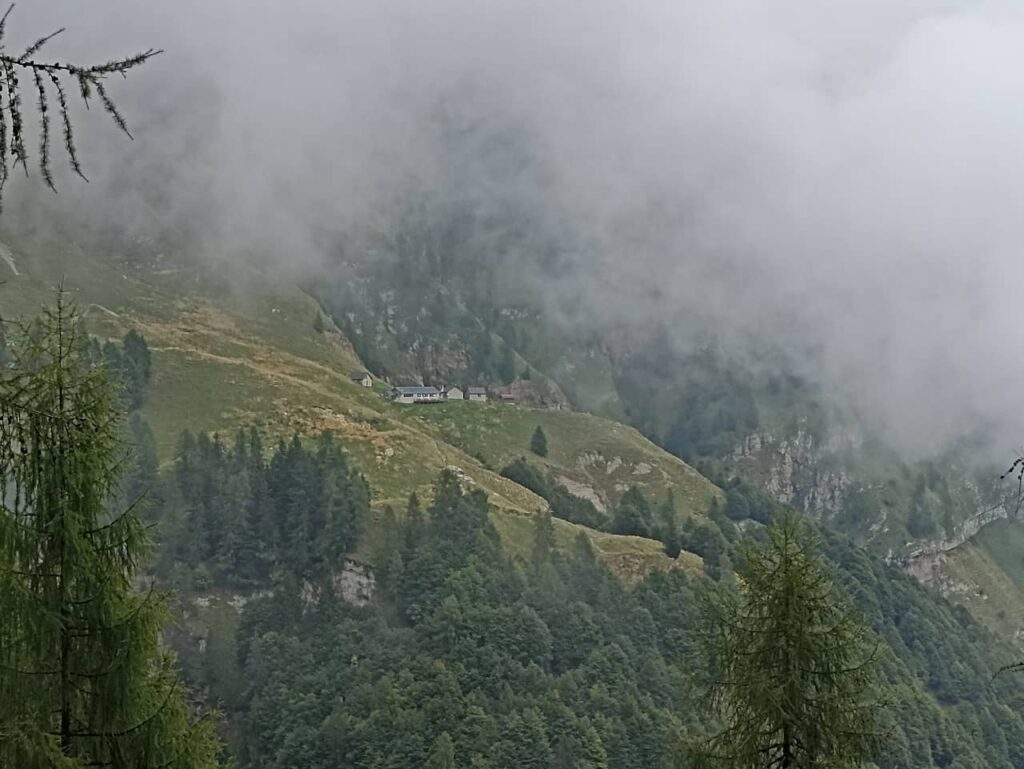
[3,211,1018,643]
[296,207,1024,643]
[7,225,1024,767]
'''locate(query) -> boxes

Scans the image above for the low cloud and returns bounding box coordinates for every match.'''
[9,0,1024,454]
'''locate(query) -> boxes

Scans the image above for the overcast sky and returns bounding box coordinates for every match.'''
[9,0,1024,455]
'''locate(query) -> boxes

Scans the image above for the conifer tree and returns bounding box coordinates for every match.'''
[532,508,554,571]
[611,485,651,538]
[656,490,681,556]
[427,732,456,769]
[242,427,271,569]
[120,330,152,409]
[403,492,424,552]
[694,512,878,769]
[530,425,548,457]
[125,412,159,509]
[236,429,269,584]
[319,434,369,570]
[0,296,220,768]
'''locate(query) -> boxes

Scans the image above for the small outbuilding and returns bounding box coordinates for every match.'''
[350,371,373,388]
[444,385,465,401]
[467,387,488,402]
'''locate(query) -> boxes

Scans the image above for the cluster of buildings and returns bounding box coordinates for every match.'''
[390,384,490,404]
[349,371,504,405]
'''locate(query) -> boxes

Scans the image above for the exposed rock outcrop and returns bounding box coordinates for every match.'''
[503,378,569,408]
[900,504,1010,592]
[556,475,606,512]
[190,560,377,625]
[903,548,980,598]
[331,560,376,606]
[732,429,852,515]
[905,504,1009,562]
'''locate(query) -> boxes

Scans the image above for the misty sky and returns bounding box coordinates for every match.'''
[10,0,1024,454]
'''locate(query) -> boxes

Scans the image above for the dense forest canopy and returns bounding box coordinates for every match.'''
[131,428,1024,769]
[1,298,1019,769]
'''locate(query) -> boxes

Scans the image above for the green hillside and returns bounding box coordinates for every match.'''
[409,401,719,516]
[9,220,1024,769]
[11,226,1024,645]
[0,233,715,581]
[930,519,1024,643]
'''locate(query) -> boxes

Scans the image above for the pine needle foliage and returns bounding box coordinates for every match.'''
[0,4,160,211]
[693,512,880,769]
[0,295,221,768]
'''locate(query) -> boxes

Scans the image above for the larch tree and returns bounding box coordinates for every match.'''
[693,512,879,769]
[0,295,221,768]
[0,4,160,211]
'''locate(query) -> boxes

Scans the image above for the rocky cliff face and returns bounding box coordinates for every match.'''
[504,378,570,408]
[733,428,1012,594]
[410,339,472,383]
[900,504,1010,592]
[183,561,378,659]
[902,547,981,600]
[732,429,853,516]
[905,504,1010,561]
[330,560,377,606]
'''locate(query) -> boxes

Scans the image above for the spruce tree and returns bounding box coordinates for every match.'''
[695,512,878,769]
[242,427,271,580]
[125,413,159,510]
[532,508,554,571]
[403,492,424,552]
[656,490,680,556]
[0,296,220,768]
[319,435,370,570]
[530,425,548,457]
[120,330,152,409]
[611,486,651,538]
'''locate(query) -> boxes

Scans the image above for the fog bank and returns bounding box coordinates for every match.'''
[9,0,1024,453]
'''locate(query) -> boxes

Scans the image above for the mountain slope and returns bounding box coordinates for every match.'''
[0,233,716,579]
[11,224,1024,646]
